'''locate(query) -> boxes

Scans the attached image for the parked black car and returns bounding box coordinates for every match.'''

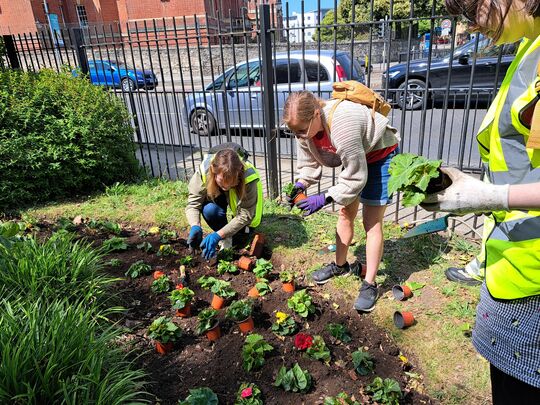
[383,37,518,109]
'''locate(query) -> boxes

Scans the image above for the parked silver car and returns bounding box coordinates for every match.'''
[185,50,365,135]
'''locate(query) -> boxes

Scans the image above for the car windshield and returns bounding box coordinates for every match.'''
[444,36,491,60]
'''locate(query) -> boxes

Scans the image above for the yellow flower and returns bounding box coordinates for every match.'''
[149,226,160,235]
[276,311,288,324]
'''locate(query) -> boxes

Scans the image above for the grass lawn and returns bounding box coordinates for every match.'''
[25,179,490,404]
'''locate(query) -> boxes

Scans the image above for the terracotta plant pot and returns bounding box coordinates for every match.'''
[206,323,221,341]
[248,286,260,298]
[238,256,255,271]
[153,270,165,280]
[393,311,415,329]
[238,316,255,333]
[293,192,307,204]
[392,285,413,301]
[282,281,295,293]
[155,341,174,355]
[249,233,265,258]
[176,303,191,317]
[360,263,367,278]
[426,168,452,193]
[211,294,226,310]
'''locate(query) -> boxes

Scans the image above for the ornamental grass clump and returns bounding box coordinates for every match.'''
[0,69,142,210]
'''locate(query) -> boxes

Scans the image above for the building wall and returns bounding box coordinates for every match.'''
[0,0,37,34]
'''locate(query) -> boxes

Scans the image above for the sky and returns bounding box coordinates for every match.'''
[282,0,337,15]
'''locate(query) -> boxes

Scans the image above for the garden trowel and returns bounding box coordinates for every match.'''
[403,214,453,238]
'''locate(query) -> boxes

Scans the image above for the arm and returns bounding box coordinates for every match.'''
[296,139,322,188]
[185,172,205,227]
[508,183,540,210]
[217,180,259,239]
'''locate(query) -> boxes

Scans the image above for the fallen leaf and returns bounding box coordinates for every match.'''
[348,370,358,381]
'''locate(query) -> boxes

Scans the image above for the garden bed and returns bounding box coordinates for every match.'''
[47,220,435,404]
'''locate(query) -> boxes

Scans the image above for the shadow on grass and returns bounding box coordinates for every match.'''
[352,232,450,294]
[258,213,309,249]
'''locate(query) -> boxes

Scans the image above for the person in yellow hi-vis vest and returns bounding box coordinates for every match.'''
[185,143,263,260]
[422,0,540,402]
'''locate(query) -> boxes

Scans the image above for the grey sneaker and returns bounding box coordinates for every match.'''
[445,267,482,286]
[354,280,378,312]
[312,262,351,285]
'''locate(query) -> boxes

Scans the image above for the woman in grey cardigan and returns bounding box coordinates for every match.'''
[282,90,400,312]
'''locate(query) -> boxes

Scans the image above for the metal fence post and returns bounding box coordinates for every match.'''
[3,35,20,69]
[259,4,279,199]
[71,28,89,75]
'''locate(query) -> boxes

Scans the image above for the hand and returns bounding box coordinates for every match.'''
[200,232,222,260]
[295,193,327,216]
[421,167,509,215]
[285,182,306,207]
[187,225,203,250]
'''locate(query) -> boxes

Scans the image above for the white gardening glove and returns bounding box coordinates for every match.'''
[421,167,509,215]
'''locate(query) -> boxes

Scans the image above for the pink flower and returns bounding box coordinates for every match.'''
[294,333,313,350]
[241,387,253,398]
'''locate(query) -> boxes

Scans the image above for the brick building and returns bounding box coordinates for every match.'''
[0,1,267,43]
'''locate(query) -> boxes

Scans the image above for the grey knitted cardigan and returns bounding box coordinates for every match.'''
[296,99,400,207]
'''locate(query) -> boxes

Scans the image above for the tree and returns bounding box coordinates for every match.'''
[313,0,447,41]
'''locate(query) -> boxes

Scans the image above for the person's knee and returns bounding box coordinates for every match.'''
[202,202,225,222]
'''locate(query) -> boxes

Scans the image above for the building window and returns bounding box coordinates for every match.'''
[76,5,88,27]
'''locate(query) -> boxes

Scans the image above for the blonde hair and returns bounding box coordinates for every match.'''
[206,149,245,200]
[282,91,326,133]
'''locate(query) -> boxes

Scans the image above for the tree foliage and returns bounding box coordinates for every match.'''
[315,0,447,41]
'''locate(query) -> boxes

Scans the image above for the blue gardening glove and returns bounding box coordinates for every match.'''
[295,193,328,216]
[187,225,203,250]
[200,232,222,260]
[286,182,307,207]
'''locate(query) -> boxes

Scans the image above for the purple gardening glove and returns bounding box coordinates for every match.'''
[286,181,306,207]
[295,193,328,216]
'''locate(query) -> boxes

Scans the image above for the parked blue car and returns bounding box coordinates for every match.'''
[86,60,158,91]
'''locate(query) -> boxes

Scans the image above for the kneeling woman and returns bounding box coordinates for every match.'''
[185,144,263,259]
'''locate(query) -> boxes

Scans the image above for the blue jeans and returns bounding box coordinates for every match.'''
[201,193,252,247]
[360,147,399,206]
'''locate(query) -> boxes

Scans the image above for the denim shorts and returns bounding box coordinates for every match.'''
[360,147,399,206]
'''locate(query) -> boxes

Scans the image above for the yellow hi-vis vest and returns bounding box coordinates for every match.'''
[199,153,263,228]
[475,36,540,299]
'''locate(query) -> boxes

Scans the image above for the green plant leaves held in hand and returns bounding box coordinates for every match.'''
[287,290,316,318]
[388,153,442,207]
[367,376,402,405]
[352,348,374,376]
[179,387,218,405]
[274,363,312,393]
[242,333,273,372]
[326,323,352,343]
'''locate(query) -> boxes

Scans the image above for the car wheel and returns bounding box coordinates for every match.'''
[397,79,427,110]
[190,108,216,136]
[121,78,136,92]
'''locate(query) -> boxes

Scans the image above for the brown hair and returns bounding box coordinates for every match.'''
[206,149,245,200]
[445,0,540,42]
[282,91,326,134]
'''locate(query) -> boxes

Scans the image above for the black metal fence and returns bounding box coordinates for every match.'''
[3,1,505,233]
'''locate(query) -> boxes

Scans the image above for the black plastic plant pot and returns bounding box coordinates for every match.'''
[425,168,452,194]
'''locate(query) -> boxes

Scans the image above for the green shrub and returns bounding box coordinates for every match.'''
[0,69,142,210]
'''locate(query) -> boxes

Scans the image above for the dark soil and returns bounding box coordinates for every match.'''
[42,222,435,405]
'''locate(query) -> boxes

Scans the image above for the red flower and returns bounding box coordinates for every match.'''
[175,283,184,290]
[294,333,313,350]
[241,387,253,398]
